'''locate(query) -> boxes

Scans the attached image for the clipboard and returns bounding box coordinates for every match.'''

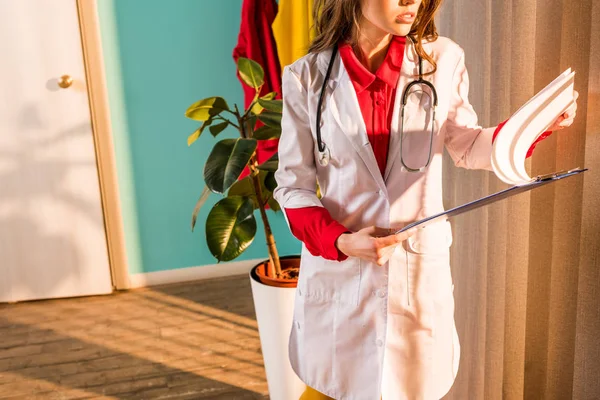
[396,168,588,233]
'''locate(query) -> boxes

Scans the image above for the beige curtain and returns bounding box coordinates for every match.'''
[436,1,599,399]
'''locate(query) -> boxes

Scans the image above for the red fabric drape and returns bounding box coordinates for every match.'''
[233,0,282,179]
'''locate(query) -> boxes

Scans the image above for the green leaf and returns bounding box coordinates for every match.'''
[188,129,201,146]
[209,121,229,137]
[253,125,281,140]
[250,103,263,115]
[247,115,258,128]
[242,115,258,137]
[260,92,277,100]
[237,58,264,89]
[204,138,257,194]
[228,170,276,210]
[206,196,257,262]
[257,99,283,113]
[267,196,281,212]
[257,154,278,171]
[187,118,213,146]
[185,97,229,121]
[191,185,211,231]
[265,171,277,191]
[257,111,282,128]
[227,176,255,199]
[250,95,264,115]
[250,93,277,115]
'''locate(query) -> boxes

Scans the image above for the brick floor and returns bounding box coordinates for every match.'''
[0,275,269,399]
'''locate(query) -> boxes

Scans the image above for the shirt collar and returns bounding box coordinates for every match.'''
[338,35,406,93]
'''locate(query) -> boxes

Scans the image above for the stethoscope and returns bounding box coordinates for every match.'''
[316,35,438,173]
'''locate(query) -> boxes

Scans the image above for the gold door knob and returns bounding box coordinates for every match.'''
[58,75,73,89]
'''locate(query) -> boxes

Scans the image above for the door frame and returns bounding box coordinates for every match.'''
[76,0,129,289]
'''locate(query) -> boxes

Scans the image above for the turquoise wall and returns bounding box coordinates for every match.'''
[97,0,300,274]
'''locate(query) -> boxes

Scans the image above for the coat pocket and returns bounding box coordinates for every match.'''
[299,251,362,307]
[406,219,453,255]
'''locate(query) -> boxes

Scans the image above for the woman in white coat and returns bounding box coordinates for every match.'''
[273,0,578,399]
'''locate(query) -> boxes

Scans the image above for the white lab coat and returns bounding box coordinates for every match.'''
[273,36,496,400]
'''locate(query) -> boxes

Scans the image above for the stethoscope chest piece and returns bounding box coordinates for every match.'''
[314,36,438,172]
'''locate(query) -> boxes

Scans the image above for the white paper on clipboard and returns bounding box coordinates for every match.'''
[491,68,576,185]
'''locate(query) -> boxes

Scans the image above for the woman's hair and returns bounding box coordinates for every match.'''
[309,0,443,76]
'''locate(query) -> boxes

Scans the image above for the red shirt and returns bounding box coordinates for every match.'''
[285,37,552,261]
[338,35,406,175]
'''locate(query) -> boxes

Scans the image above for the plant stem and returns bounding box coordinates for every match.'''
[223,108,240,119]
[242,87,263,120]
[237,109,282,279]
[213,115,239,130]
[249,159,282,278]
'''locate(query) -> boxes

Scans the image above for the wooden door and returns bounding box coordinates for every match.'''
[0,0,113,302]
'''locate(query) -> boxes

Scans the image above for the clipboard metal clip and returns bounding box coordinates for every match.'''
[532,167,582,182]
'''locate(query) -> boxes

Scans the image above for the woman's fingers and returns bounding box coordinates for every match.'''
[550,92,578,131]
[351,226,421,266]
[375,234,402,248]
[559,118,574,127]
[559,110,576,127]
[396,227,418,242]
[370,228,419,265]
[564,103,577,118]
[560,93,578,125]
[376,246,396,266]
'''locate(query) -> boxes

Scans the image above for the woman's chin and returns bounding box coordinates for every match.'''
[390,24,413,37]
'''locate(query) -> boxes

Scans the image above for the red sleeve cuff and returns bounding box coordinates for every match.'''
[492,119,508,144]
[526,130,553,158]
[493,119,554,158]
[285,206,351,261]
[321,223,351,261]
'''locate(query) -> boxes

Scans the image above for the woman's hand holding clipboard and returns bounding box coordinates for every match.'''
[337,226,418,266]
[396,68,587,234]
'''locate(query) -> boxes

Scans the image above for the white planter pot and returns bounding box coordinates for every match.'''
[249,263,305,400]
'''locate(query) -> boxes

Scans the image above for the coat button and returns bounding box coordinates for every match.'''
[376,339,384,347]
[377,290,386,298]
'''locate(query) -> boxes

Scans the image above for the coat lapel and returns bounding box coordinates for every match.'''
[317,49,388,195]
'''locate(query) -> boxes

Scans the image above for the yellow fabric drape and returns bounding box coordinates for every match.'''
[299,386,334,400]
[272,0,315,69]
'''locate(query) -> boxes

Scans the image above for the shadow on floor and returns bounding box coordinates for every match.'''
[0,291,268,399]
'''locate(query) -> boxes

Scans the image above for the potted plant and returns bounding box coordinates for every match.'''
[185,57,304,399]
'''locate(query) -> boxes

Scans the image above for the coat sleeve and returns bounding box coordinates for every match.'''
[444,48,496,171]
[273,66,352,260]
[273,66,325,216]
